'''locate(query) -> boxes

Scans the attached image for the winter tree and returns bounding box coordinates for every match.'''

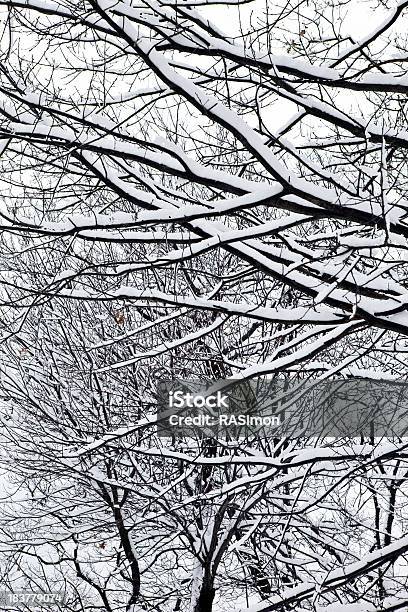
[1,0,408,610]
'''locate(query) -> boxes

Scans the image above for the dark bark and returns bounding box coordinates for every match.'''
[193,577,216,612]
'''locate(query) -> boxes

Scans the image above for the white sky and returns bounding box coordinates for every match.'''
[208,0,388,40]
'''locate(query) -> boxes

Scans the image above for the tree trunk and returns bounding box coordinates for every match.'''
[193,579,215,612]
